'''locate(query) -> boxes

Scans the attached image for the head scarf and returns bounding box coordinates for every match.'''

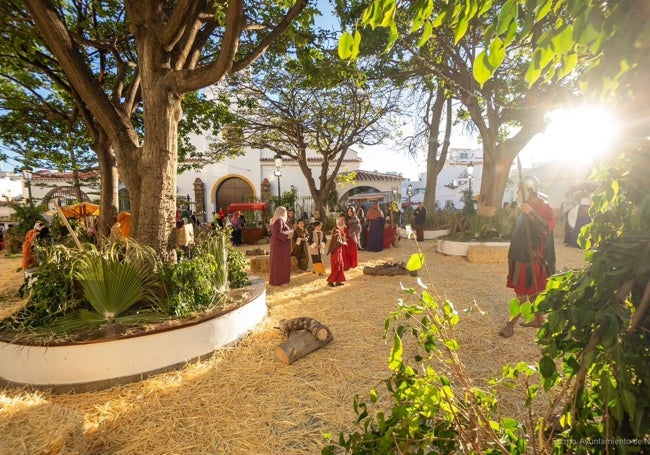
[271,206,288,224]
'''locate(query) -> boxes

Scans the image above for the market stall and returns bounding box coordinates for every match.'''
[228,202,269,244]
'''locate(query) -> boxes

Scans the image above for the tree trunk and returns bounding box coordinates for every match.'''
[95,133,119,237]
[477,144,512,216]
[423,93,452,214]
[134,29,182,262]
[134,88,180,262]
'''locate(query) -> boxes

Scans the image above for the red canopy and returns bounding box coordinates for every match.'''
[228,202,268,212]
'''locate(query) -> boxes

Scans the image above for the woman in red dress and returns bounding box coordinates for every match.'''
[345,206,361,269]
[326,214,348,287]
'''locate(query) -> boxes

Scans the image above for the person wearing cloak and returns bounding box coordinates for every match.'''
[499,176,556,338]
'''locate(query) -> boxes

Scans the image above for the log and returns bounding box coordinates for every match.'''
[362,261,417,277]
[275,329,333,365]
[278,317,329,341]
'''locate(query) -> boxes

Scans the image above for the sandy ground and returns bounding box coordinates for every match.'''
[0,234,586,454]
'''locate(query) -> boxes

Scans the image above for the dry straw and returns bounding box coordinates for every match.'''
[0,238,586,454]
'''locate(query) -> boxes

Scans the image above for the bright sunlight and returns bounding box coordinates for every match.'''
[520,105,620,165]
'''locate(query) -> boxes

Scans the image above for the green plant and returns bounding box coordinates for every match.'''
[227,246,250,289]
[323,253,533,454]
[164,255,225,318]
[2,245,82,331]
[49,242,168,333]
[524,147,650,449]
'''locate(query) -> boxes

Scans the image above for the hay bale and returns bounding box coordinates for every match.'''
[467,244,509,263]
[248,255,299,273]
[0,402,87,455]
[249,256,270,273]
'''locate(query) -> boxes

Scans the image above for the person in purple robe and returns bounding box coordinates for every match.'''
[269,206,293,286]
[365,201,385,252]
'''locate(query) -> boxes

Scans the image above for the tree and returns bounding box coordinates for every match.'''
[215,54,400,220]
[340,0,571,214]
[13,0,311,260]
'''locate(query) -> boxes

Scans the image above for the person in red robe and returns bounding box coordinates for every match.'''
[499,176,556,338]
[22,221,45,272]
[345,207,361,269]
[326,214,348,287]
[269,206,293,286]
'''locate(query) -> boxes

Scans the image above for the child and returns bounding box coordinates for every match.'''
[291,219,310,271]
[308,221,327,276]
[326,214,348,287]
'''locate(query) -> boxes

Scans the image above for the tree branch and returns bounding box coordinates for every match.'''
[174,0,243,93]
[160,0,199,51]
[231,0,308,72]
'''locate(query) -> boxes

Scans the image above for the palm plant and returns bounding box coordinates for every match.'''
[52,241,168,333]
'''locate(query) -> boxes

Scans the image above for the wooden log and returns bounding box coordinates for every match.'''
[278,317,329,341]
[275,329,333,365]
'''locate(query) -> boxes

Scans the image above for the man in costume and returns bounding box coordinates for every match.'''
[499,176,556,338]
[413,202,427,241]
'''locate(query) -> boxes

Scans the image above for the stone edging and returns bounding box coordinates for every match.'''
[0,277,267,392]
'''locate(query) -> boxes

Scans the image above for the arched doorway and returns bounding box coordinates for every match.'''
[215,177,255,212]
[43,186,92,209]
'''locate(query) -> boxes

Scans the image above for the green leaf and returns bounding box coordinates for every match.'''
[550,24,574,54]
[389,333,403,370]
[431,9,447,28]
[539,355,557,378]
[508,297,521,321]
[338,32,356,60]
[535,0,553,21]
[406,253,425,271]
[495,0,517,36]
[557,52,578,79]
[620,389,637,416]
[473,49,493,87]
[452,12,470,44]
[487,37,506,69]
[417,21,433,47]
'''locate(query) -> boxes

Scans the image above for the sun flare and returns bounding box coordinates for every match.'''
[521,105,620,165]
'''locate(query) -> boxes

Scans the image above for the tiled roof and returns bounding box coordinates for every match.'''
[33,169,100,180]
[341,170,406,182]
[260,157,362,163]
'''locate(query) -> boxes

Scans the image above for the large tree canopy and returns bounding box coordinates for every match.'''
[12,0,312,260]
[212,49,400,219]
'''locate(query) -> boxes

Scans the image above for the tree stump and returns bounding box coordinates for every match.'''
[275,317,333,365]
[362,260,417,277]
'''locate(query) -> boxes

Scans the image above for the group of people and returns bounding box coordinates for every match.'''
[268,206,362,288]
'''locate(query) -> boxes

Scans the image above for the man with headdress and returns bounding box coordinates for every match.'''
[499,175,556,338]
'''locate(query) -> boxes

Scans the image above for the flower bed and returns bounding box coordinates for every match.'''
[0,277,267,392]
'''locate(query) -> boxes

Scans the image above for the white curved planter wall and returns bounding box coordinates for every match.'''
[0,278,267,390]
[436,239,509,257]
[423,229,449,240]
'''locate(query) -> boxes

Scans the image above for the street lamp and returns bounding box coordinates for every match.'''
[466,161,474,194]
[273,153,282,201]
[407,184,413,204]
[22,167,33,207]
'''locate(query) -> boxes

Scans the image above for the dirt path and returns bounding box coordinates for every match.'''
[0,236,586,454]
